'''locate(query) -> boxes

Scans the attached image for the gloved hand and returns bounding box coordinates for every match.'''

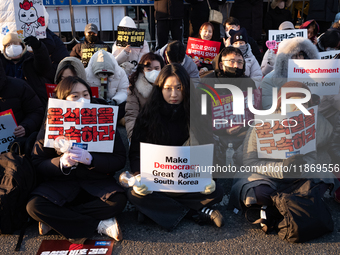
[68,146,93,165]
[201,179,216,195]
[24,36,41,49]
[107,99,117,106]
[60,153,77,168]
[282,154,307,178]
[133,175,152,196]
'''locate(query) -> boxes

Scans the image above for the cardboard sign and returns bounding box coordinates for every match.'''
[81,44,109,67]
[45,84,99,99]
[255,106,317,159]
[116,26,145,48]
[212,89,261,131]
[14,0,46,39]
[186,37,221,65]
[0,113,17,154]
[44,98,118,153]
[287,59,340,96]
[319,50,340,59]
[140,143,213,193]
[36,240,114,255]
[268,29,307,54]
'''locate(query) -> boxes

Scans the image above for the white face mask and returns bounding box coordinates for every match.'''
[5,45,23,58]
[76,97,91,104]
[145,70,160,83]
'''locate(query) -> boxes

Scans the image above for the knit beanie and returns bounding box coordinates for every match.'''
[229,27,248,45]
[277,81,311,110]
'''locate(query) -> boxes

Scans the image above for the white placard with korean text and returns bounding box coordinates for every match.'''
[287,59,340,95]
[319,50,340,59]
[268,29,307,54]
[140,143,213,193]
[44,98,118,153]
[255,106,317,159]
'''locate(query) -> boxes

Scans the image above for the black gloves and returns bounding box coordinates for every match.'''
[107,99,117,106]
[24,36,41,49]
[282,154,307,178]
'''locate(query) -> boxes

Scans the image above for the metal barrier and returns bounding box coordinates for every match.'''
[45,0,311,46]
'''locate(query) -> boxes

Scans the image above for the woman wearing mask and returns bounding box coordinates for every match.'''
[125,52,164,140]
[228,28,262,87]
[127,64,224,231]
[26,76,127,243]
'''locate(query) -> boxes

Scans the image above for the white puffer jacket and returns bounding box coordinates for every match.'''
[86,50,128,104]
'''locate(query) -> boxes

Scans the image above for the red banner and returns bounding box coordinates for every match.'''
[186,37,221,65]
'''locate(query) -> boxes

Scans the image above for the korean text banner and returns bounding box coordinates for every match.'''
[319,50,340,59]
[267,29,307,54]
[255,106,317,159]
[186,37,221,65]
[116,26,145,48]
[141,143,213,193]
[212,90,261,131]
[287,59,340,96]
[0,113,17,154]
[44,98,118,153]
[81,44,109,66]
[14,0,46,39]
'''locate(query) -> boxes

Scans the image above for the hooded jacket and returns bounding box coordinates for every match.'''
[125,73,153,140]
[240,44,262,88]
[300,20,320,43]
[85,50,129,104]
[0,56,44,137]
[112,16,150,69]
[54,57,87,84]
[261,37,320,109]
[155,44,200,83]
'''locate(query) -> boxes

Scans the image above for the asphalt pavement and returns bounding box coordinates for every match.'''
[1,126,340,255]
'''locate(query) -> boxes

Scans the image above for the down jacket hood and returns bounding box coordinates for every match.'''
[273,37,319,78]
[90,50,115,76]
[119,16,136,29]
[54,56,87,84]
[271,0,292,9]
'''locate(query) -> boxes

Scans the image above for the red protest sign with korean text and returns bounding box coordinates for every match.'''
[44,98,118,153]
[186,37,221,65]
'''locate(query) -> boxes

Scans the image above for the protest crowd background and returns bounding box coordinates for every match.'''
[2,0,340,253]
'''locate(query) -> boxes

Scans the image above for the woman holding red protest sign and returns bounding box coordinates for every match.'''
[127,63,224,231]
[125,52,165,140]
[27,76,127,244]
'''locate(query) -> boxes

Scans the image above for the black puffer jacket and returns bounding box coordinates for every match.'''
[1,41,52,107]
[0,57,44,137]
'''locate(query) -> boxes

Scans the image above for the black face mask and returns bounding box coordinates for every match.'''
[220,66,244,77]
[86,35,98,43]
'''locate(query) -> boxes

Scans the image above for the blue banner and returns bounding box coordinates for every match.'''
[43,0,154,5]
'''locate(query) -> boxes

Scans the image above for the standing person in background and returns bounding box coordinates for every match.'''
[264,0,293,36]
[154,0,184,50]
[186,0,223,42]
[70,23,111,67]
[230,0,263,42]
[307,0,339,34]
[299,20,320,45]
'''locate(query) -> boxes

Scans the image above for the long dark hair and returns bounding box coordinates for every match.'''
[129,52,165,93]
[133,63,190,143]
[55,76,93,100]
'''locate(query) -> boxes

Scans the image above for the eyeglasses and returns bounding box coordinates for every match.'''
[222,59,244,65]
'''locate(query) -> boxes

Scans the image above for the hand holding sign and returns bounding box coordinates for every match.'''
[201,179,216,195]
[13,125,25,137]
[68,146,92,165]
[133,175,152,196]
[266,40,277,63]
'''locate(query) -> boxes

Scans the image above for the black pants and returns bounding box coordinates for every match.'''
[156,19,183,50]
[26,191,127,240]
[127,184,223,230]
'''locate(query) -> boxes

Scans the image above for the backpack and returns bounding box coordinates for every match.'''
[0,151,36,234]
[271,179,334,243]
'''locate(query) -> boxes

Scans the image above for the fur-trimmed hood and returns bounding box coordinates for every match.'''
[271,0,292,9]
[135,73,153,98]
[272,37,319,78]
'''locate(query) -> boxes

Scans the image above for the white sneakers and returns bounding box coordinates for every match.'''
[97,217,123,241]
